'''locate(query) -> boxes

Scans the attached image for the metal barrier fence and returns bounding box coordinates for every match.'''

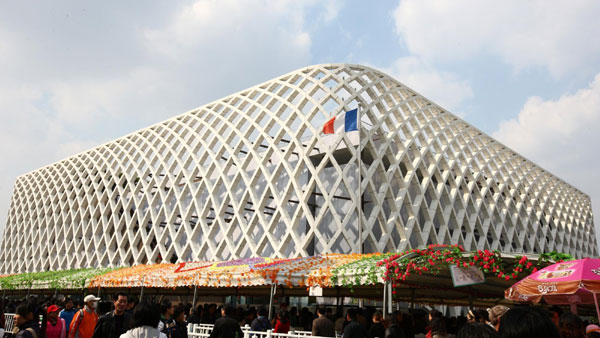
[3,314,332,338]
[4,313,15,333]
[187,323,335,338]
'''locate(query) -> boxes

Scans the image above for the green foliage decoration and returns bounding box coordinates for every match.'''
[0,267,119,290]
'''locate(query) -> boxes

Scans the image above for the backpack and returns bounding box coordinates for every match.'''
[258,317,270,331]
[71,309,85,338]
[25,328,38,338]
[159,318,174,338]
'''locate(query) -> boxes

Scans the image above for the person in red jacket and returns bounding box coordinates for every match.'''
[274,310,290,333]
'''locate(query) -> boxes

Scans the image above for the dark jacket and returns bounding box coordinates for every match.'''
[250,316,271,332]
[170,320,188,338]
[92,311,133,338]
[312,315,336,337]
[187,314,202,325]
[385,324,406,338]
[16,320,42,338]
[369,322,386,338]
[209,315,243,338]
[343,320,368,338]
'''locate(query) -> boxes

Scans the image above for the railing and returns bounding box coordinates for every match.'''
[4,313,15,333]
[187,323,334,338]
[188,323,215,337]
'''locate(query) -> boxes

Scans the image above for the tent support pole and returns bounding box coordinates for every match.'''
[192,285,198,307]
[140,276,146,301]
[387,282,392,315]
[232,288,239,307]
[383,282,387,316]
[268,284,276,319]
[336,287,341,313]
[594,292,600,324]
[410,289,415,309]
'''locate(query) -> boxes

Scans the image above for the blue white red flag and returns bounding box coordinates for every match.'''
[322,108,358,134]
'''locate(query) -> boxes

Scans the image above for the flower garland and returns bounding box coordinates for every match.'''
[0,267,117,290]
[0,250,572,291]
[376,245,572,293]
[330,253,392,287]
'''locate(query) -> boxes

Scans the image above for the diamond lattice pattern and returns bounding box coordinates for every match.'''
[0,64,596,273]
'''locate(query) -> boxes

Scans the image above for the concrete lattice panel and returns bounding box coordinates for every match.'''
[0,64,596,273]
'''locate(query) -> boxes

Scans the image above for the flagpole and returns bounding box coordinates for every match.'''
[357,103,363,255]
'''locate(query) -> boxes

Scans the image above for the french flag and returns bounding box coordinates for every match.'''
[322,108,358,134]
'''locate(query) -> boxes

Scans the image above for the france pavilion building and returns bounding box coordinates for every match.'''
[0,64,596,274]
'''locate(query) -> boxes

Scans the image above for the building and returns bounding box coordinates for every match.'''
[0,64,596,274]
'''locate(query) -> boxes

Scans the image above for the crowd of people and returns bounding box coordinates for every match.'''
[1,294,600,338]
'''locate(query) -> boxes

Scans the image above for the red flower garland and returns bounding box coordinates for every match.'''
[377,244,566,291]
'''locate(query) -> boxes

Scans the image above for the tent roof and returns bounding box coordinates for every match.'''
[0,246,571,308]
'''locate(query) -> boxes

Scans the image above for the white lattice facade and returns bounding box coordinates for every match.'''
[1,64,596,273]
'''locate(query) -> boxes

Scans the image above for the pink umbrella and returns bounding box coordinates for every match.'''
[505,258,600,321]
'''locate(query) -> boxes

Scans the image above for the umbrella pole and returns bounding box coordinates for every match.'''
[594,292,600,324]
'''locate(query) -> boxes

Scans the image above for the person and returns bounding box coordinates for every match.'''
[120,301,166,338]
[96,301,113,317]
[188,307,202,325]
[326,308,336,324]
[158,299,175,336]
[456,323,499,338]
[244,308,257,327]
[69,295,100,338]
[475,309,489,325]
[250,308,271,332]
[466,310,477,324]
[312,307,335,337]
[428,318,447,338]
[15,300,46,338]
[384,315,405,338]
[92,293,133,338]
[397,311,414,338]
[273,310,290,333]
[498,306,560,338]
[202,304,218,324]
[289,307,300,328]
[548,306,563,329]
[60,298,77,337]
[46,304,67,338]
[299,307,313,331]
[486,306,508,331]
[368,312,385,338]
[335,312,345,335]
[426,310,445,338]
[125,296,138,315]
[559,312,585,338]
[170,305,188,338]
[343,309,368,338]
[587,324,600,336]
[208,305,243,338]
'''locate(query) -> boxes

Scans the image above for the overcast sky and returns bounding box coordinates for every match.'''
[1,0,600,251]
